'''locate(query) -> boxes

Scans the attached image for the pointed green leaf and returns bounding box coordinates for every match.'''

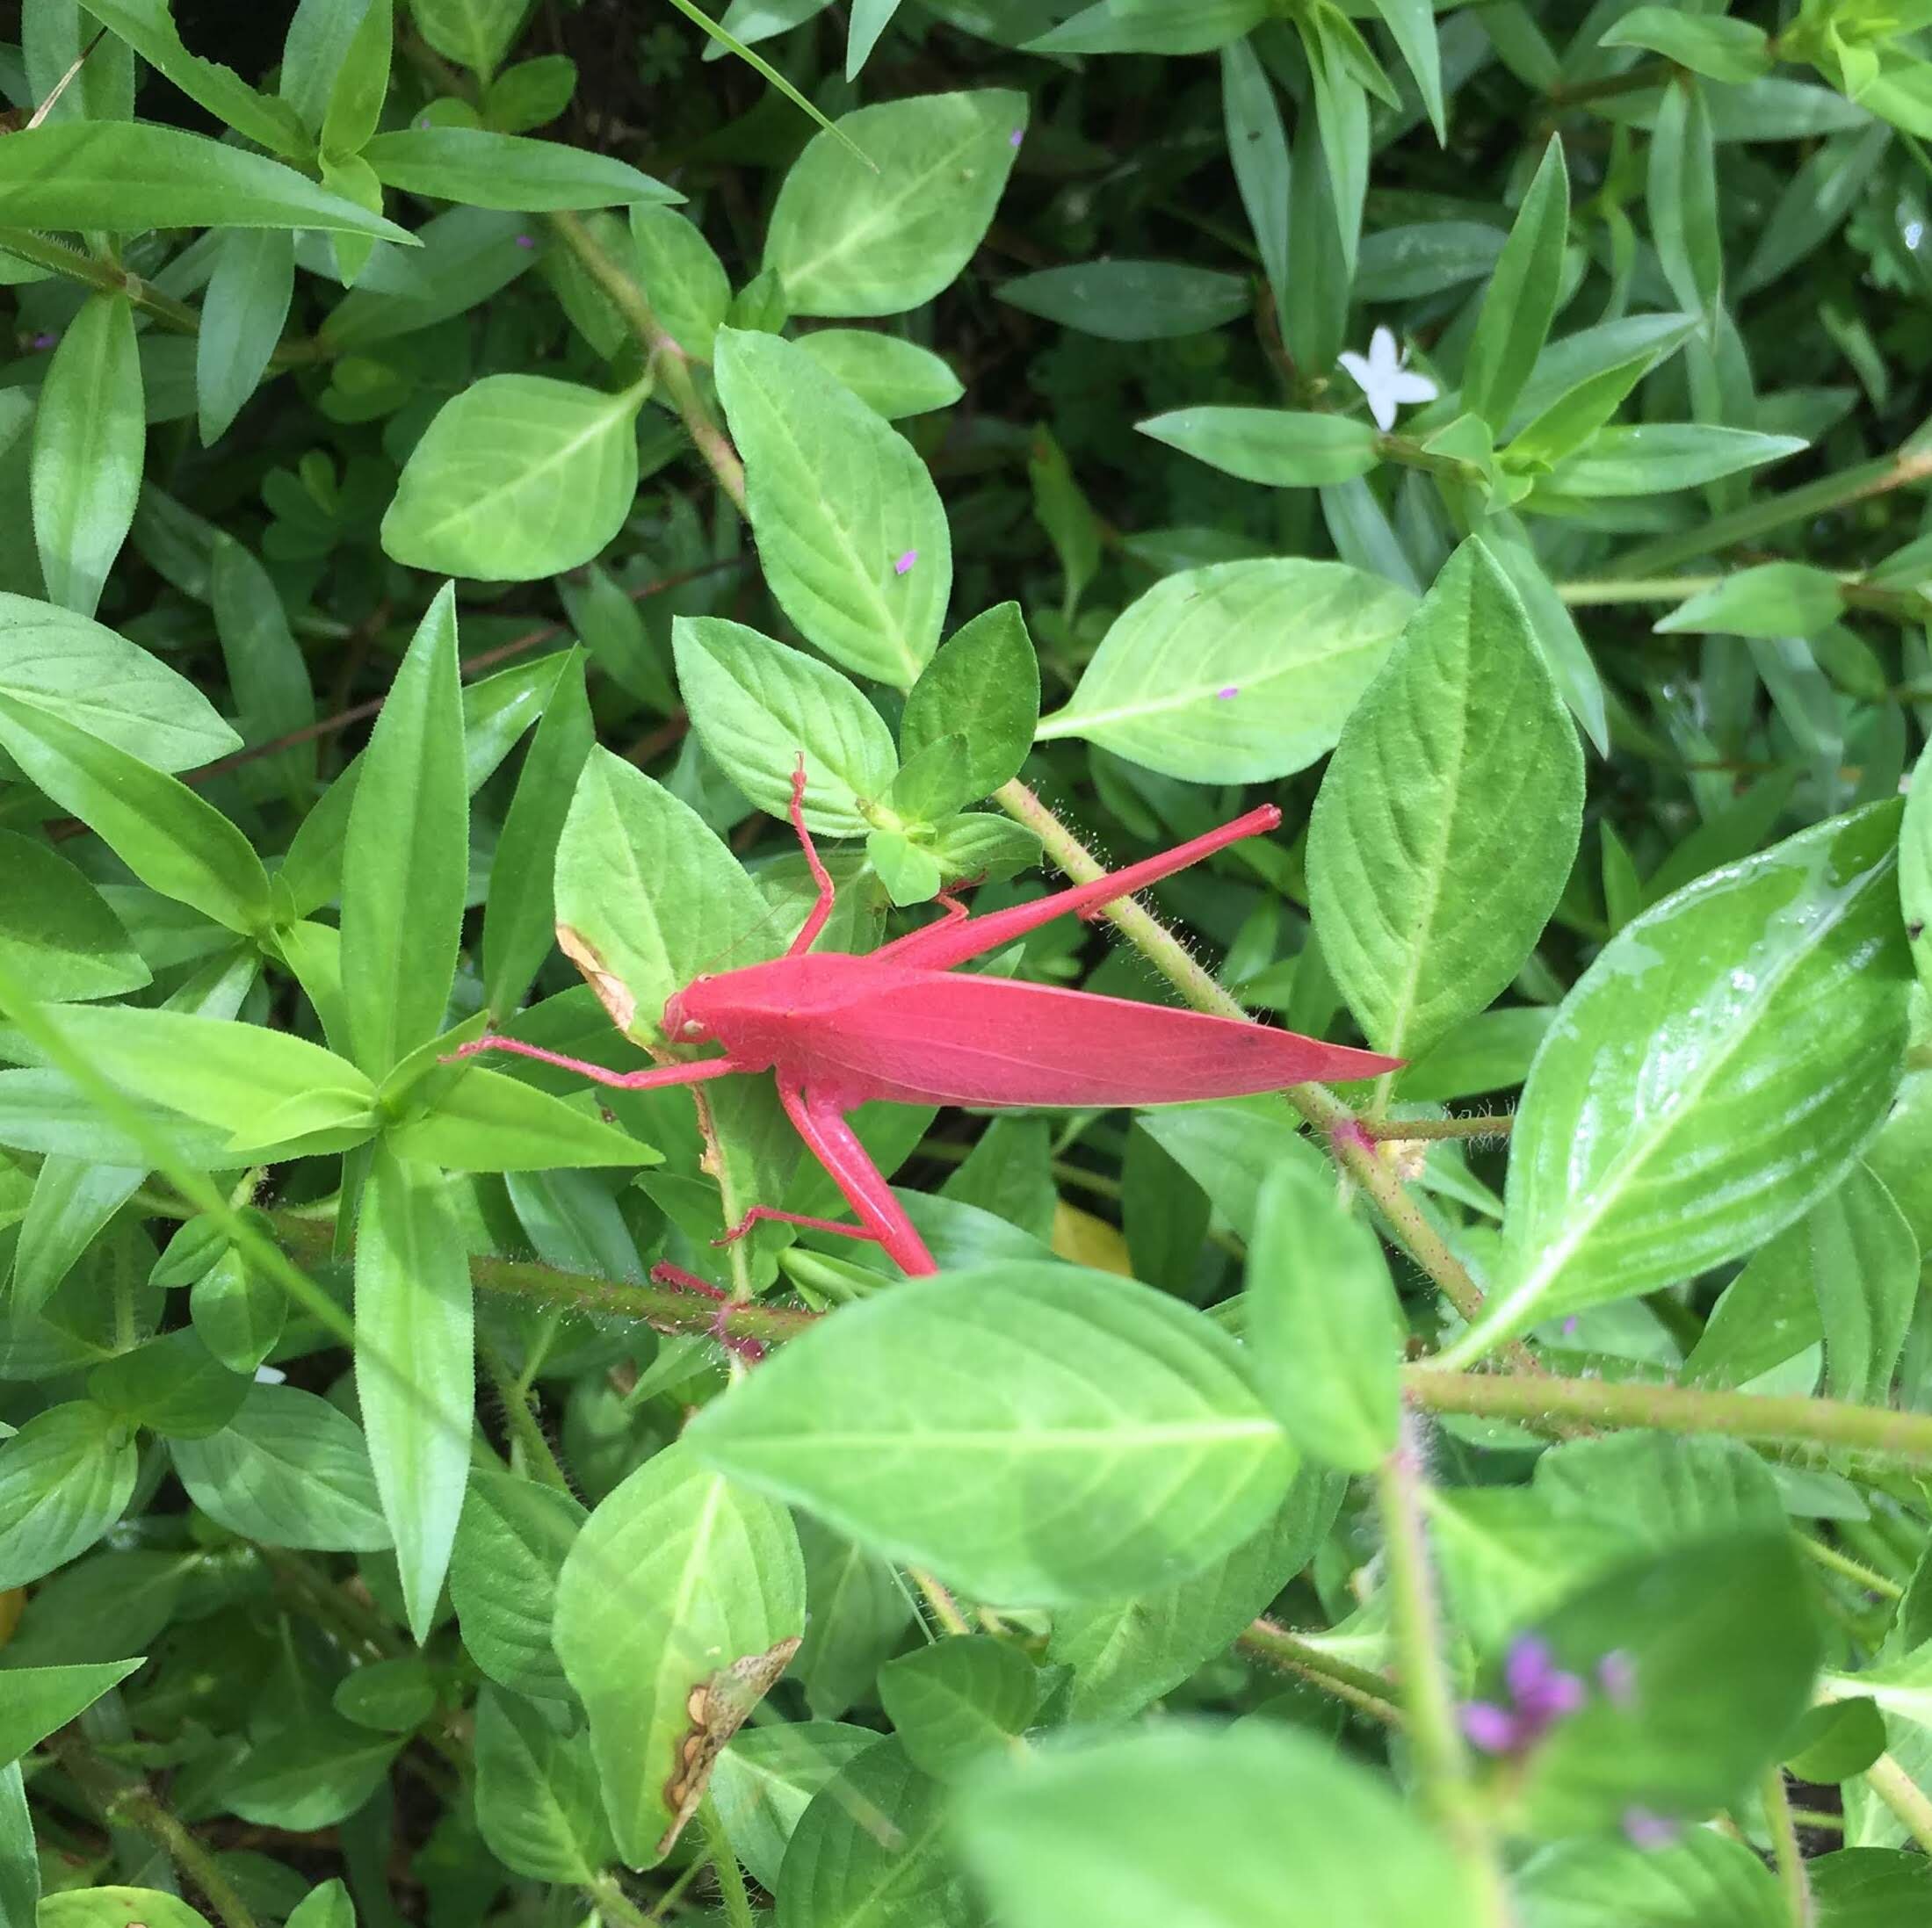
[1463,137,1569,430]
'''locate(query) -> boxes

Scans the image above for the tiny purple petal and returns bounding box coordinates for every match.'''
[1460,1703,1521,1755]
[419,117,432,129]
[1598,1650,1638,1706]
[1217,685,1240,699]
[1526,1670,1587,1722]
[1560,1315,1580,1336]
[1623,1807,1679,1851]
[30,332,58,350]
[894,549,918,575]
[1505,1637,1559,1702]
[1009,127,1024,148]
[515,235,536,249]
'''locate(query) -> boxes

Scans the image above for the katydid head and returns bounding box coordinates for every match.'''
[661,983,713,1044]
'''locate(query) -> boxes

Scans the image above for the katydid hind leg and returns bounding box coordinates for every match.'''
[784,755,838,958]
[776,1072,938,1276]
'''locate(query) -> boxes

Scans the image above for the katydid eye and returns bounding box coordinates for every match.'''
[682,1019,706,1039]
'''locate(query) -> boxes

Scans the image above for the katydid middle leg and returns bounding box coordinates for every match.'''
[445,1036,745,1091]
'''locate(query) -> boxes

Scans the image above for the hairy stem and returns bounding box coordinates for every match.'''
[480,1338,575,1494]
[1407,1366,1932,1473]
[1376,1418,1510,1921]
[1862,1752,1932,1856]
[990,779,1494,1324]
[1761,1765,1813,1928]
[703,1797,758,1928]
[584,1871,658,1928]
[546,209,749,514]
[1239,1619,1406,1728]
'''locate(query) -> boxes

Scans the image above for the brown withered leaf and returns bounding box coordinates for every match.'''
[656,1635,801,1857]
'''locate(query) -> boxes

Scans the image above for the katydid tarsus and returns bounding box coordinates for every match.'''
[454,763,1401,1288]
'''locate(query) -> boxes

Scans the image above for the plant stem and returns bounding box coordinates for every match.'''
[51,1737,259,1928]
[480,1339,574,1495]
[1239,1619,1406,1728]
[0,225,326,363]
[546,209,749,513]
[1798,1533,1904,1600]
[1863,1752,1932,1856]
[1548,58,1674,106]
[703,1797,758,1928]
[1407,1365,1932,1474]
[911,1568,973,1636]
[272,1213,814,1348]
[585,1869,658,1928]
[990,778,1494,1326]
[1761,1765,1813,1928]
[1559,575,1724,603]
[1361,1112,1516,1142]
[1375,1418,1511,1923]
[1610,442,1932,579]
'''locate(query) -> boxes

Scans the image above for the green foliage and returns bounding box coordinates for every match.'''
[0,1,1928,1919]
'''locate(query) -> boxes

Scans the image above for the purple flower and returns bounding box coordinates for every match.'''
[1461,1636,1586,1757]
[30,332,58,350]
[514,234,536,249]
[1597,1650,1637,1707]
[1216,685,1240,700]
[1623,1807,1679,1850]
[894,549,918,575]
[1560,1315,1580,1337]
[1009,127,1024,148]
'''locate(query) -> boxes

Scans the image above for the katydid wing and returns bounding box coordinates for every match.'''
[454,765,1400,1279]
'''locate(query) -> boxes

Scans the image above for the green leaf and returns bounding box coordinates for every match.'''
[776,1737,973,1928]
[1809,1162,1918,1405]
[210,536,314,802]
[357,1144,473,1642]
[552,1440,806,1867]
[1655,562,1848,639]
[1138,408,1381,487]
[0,123,413,238]
[214,1709,400,1831]
[77,0,308,155]
[362,128,678,209]
[284,1882,356,1928]
[1047,1469,1342,1722]
[0,1403,138,1589]
[1307,538,1584,1059]
[1810,1850,1932,1924]
[0,697,271,933]
[1542,426,1805,496]
[1601,9,1774,85]
[0,1658,142,1769]
[171,1384,391,1551]
[1369,0,1445,141]
[31,294,142,618]
[340,585,467,1078]
[687,1265,1297,1605]
[955,1722,1483,1928]
[1137,1097,1332,1244]
[410,0,528,77]
[0,593,238,770]
[38,1891,213,1928]
[320,0,392,162]
[482,650,595,1018]
[191,1246,286,1376]
[1741,126,1892,295]
[997,261,1249,341]
[1907,735,1932,994]
[708,1722,876,1891]
[1220,40,1290,319]
[900,603,1039,804]
[472,1686,612,1881]
[553,748,772,1042]
[1449,804,1911,1360]
[879,1636,1038,1778]
[46,1007,374,1152]
[673,616,900,834]
[793,329,963,419]
[713,327,951,687]
[389,1066,660,1169]
[1036,558,1415,783]
[1518,1535,1820,1835]
[793,1516,914,1719]
[1649,79,1722,321]
[1784,1699,1885,1784]
[1505,350,1670,473]
[631,205,731,359]
[1463,137,1570,431]
[0,830,148,1004]
[1357,222,1505,302]
[197,228,296,448]
[1246,1160,1400,1472]
[380,375,644,581]
[1516,1831,1785,1928]
[1027,1,1270,57]
[763,90,1025,317]
[449,1468,583,1702]
[87,1328,249,1441]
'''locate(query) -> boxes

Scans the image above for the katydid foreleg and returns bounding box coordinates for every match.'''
[446,1035,746,1091]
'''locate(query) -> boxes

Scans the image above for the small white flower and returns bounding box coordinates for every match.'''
[1337,326,1438,431]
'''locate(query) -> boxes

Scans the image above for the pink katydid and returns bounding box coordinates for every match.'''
[452,763,1401,1283]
